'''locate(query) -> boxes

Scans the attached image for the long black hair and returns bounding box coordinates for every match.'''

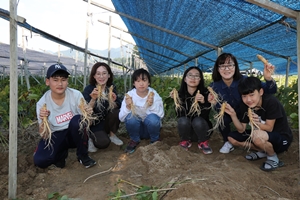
[178,66,205,96]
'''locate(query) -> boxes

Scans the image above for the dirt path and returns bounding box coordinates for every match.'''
[0,124,299,200]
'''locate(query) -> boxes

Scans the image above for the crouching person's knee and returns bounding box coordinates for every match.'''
[228,137,238,146]
[33,154,49,168]
[92,131,111,149]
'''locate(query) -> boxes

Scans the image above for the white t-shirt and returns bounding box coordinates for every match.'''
[119,87,164,122]
[36,88,83,132]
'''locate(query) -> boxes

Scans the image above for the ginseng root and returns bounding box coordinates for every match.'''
[257,54,274,74]
[40,103,53,149]
[188,90,201,116]
[145,91,154,108]
[171,88,183,112]
[257,54,268,65]
[107,85,117,111]
[79,98,97,133]
[125,94,136,116]
[244,107,260,151]
[207,86,222,106]
[96,84,108,109]
[210,102,227,132]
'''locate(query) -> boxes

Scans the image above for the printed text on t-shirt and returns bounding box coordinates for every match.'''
[56,111,74,124]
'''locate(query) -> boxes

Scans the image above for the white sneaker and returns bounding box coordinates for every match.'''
[88,138,98,153]
[219,141,234,153]
[110,135,123,146]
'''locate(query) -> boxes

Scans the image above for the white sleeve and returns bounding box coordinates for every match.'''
[147,89,164,118]
[118,93,132,122]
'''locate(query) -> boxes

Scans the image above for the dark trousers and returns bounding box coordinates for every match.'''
[177,116,210,143]
[219,113,232,142]
[89,108,120,149]
[33,115,88,168]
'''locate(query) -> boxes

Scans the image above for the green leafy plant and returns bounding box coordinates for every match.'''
[109,179,160,200]
[275,79,298,128]
[47,192,69,200]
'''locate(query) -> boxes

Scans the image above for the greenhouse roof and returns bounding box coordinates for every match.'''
[107,0,299,75]
[0,1,299,76]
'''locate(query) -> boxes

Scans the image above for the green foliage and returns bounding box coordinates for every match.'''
[151,76,181,120]
[47,192,69,200]
[136,185,158,200]
[108,189,131,200]
[109,179,160,200]
[275,78,298,128]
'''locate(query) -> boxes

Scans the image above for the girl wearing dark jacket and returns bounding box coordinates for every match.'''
[172,66,212,154]
[82,62,123,152]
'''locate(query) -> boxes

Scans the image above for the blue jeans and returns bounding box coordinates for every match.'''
[125,113,161,143]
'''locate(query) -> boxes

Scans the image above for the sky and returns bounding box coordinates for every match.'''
[0,0,135,53]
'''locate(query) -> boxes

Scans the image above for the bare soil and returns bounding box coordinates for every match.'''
[0,121,299,200]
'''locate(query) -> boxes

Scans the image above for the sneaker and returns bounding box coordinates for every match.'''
[198,140,213,154]
[125,140,140,153]
[54,150,68,168]
[219,141,234,153]
[110,134,124,146]
[77,155,96,168]
[54,159,66,168]
[88,138,98,153]
[179,140,192,150]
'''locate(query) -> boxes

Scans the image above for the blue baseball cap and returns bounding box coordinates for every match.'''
[46,64,70,78]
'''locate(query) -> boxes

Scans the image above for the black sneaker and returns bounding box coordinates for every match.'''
[54,159,66,168]
[125,140,140,154]
[77,155,96,168]
[54,150,68,168]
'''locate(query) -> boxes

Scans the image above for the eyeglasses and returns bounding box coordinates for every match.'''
[219,64,235,70]
[186,74,201,80]
[95,72,108,77]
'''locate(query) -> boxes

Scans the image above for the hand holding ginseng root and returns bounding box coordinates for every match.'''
[89,87,99,100]
[257,54,275,79]
[108,85,117,110]
[39,104,52,140]
[146,91,154,107]
[207,86,222,106]
[188,90,203,116]
[170,88,183,112]
[125,93,137,116]
[125,94,133,110]
[79,98,97,132]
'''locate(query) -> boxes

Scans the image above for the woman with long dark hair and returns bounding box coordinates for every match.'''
[172,66,212,154]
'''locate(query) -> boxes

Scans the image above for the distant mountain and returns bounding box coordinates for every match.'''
[57,45,133,60]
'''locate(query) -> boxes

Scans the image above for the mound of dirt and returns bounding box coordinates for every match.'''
[0,123,299,200]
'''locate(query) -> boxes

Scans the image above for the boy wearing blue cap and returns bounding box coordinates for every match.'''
[34,63,96,169]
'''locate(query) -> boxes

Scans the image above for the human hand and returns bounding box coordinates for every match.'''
[89,87,99,100]
[84,104,93,115]
[263,63,275,81]
[250,112,261,125]
[147,91,154,107]
[39,107,50,120]
[224,103,235,116]
[125,94,132,110]
[111,92,117,102]
[195,92,205,104]
[208,93,216,105]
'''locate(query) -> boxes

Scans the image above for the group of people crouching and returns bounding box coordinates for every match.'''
[33,53,293,172]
